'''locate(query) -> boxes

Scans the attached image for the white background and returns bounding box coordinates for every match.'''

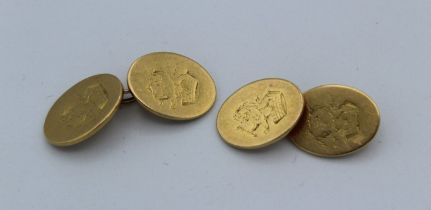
[1,0,430,210]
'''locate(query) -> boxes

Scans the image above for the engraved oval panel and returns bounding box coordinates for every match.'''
[217,78,304,149]
[289,85,380,157]
[128,52,217,120]
[44,74,123,146]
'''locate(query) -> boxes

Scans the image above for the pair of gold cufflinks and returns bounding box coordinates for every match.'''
[44,52,380,157]
[217,79,380,157]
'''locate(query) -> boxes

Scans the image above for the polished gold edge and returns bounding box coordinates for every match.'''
[223,127,297,150]
[291,136,374,158]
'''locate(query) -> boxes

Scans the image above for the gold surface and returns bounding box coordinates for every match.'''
[289,85,380,157]
[217,78,304,149]
[128,52,217,120]
[44,74,123,147]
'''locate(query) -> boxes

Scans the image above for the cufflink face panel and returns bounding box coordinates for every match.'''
[128,52,217,121]
[44,74,123,147]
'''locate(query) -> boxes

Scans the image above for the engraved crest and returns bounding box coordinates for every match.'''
[306,100,361,149]
[60,83,109,127]
[147,68,198,108]
[234,90,288,137]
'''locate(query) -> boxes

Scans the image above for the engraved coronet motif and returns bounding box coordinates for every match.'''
[234,89,288,137]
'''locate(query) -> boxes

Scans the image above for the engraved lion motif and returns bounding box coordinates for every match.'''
[234,90,287,137]
[60,83,109,127]
[147,68,198,108]
[307,101,361,149]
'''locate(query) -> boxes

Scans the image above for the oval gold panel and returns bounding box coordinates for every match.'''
[217,78,304,150]
[289,85,380,157]
[128,52,217,120]
[44,74,123,147]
